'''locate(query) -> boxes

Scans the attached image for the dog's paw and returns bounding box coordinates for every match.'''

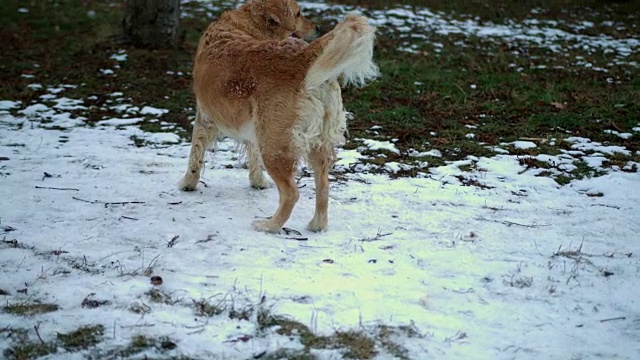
[179,176,198,191]
[307,218,328,233]
[249,174,270,190]
[250,182,270,190]
[252,219,282,233]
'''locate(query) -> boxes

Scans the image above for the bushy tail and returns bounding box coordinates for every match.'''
[304,14,379,90]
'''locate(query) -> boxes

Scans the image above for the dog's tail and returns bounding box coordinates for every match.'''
[304,14,379,90]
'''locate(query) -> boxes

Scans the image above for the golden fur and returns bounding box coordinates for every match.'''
[179,0,378,232]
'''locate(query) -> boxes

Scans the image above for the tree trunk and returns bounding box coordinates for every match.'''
[123,0,182,48]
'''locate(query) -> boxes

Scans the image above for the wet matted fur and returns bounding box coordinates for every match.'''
[179,0,378,233]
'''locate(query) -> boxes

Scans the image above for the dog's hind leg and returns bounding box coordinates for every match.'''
[180,110,218,191]
[252,147,299,233]
[246,141,269,189]
[306,146,333,232]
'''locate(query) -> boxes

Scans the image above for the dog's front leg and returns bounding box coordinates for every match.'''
[180,110,217,191]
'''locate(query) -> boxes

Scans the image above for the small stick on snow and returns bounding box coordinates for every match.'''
[72,196,96,204]
[2,225,17,233]
[72,196,145,208]
[35,186,79,191]
[253,350,267,359]
[42,172,61,181]
[103,201,145,208]
[600,316,626,323]
[477,216,550,228]
[196,235,216,243]
[119,323,156,328]
[286,237,308,241]
[359,228,393,242]
[34,323,45,345]
[167,235,179,248]
[533,240,544,256]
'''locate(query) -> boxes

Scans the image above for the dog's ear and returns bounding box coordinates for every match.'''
[267,13,281,28]
[264,0,290,28]
[249,0,289,30]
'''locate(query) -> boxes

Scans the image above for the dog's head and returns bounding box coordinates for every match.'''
[249,0,318,41]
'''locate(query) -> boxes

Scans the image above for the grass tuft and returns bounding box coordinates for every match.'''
[3,303,59,316]
[257,310,378,359]
[57,325,104,351]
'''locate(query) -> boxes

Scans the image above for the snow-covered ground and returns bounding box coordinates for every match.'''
[2,1,639,359]
[1,94,639,359]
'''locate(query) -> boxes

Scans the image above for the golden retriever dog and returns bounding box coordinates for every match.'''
[179,0,378,233]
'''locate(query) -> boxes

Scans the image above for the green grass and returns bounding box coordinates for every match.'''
[57,325,105,351]
[0,0,638,183]
[3,303,59,316]
[333,0,639,180]
[114,335,179,358]
[0,0,197,138]
[4,341,57,360]
[256,312,422,359]
[146,288,178,305]
[2,325,105,360]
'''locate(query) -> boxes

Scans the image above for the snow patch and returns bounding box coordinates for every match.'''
[0,100,21,110]
[509,141,537,149]
[360,139,401,154]
[96,117,144,126]
[604,129,633,139]
[140,106,170,116]
[565,137,630,155]
[110,50,128,62]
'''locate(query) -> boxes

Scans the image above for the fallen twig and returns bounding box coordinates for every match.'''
[2,225,17,233]
[34,323,45,345]
[29,266,51,287]
[167,235,179,248]
[35,186,79,191]
[253,350,267,359]
[72,196,95,204]
[359,228,393,242]
[119,216,138,221]
[476,216,550,228]
[600,316,625,323]
[590,204,620,210]
[42,172,61,181]
[72,196,145,208]
[285,237,308,241]
[119,324,156,328]
[196,235,216,244]
[103,201,145,208]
